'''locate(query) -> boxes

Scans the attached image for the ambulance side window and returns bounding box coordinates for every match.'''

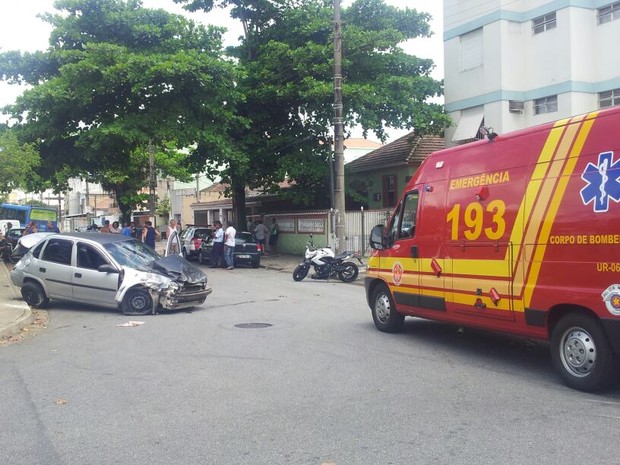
[400,191,419,238]
[388,191,419,244]
[388,209,401,245]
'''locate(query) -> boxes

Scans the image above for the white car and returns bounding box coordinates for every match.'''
[10,232,212,315]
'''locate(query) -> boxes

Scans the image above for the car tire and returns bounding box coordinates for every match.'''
[550,313,619,392]
[371,283,404,333]
[252,259,260,269]
[198,250,206,265]
[182,248,188,259]
[121,288,154,315]
[21,281,50,309]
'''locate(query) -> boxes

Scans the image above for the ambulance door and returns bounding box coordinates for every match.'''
[446,183,516,323]
[384,190,422,312]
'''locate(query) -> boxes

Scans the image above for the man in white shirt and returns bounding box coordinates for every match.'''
[224,221,236,270]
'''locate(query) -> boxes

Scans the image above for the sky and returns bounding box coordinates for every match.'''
[0,0,444,140]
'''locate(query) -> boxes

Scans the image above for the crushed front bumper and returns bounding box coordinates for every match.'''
[160,283,213,310]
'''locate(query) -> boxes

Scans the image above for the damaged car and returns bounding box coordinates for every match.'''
[10,232,212,315]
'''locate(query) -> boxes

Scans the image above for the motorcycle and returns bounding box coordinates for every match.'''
[292,235,362,283]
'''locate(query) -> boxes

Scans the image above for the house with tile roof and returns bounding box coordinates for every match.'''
[345,132,445,210]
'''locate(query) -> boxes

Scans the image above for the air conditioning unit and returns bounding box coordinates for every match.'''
[509,100,524,113]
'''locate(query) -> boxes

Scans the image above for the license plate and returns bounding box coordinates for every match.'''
[237,254,251,259]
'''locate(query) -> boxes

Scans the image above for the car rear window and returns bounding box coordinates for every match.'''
[194,229,212,239]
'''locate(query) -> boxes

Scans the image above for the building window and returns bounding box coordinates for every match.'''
[598,1,620,24]
[599,88,620,108]
[532,12,556,34]
[534,95,558,115]
[382,175,397,208]
[460,28,483,71]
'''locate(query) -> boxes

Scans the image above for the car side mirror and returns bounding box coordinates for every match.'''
[369,224,387,250]
[98,264,119,273]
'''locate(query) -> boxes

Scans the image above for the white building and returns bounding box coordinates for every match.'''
[444,0,620,145]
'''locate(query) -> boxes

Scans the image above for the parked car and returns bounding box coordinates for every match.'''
[5,227,25,249]
[198,231,261,268]
[10,232,212,315]
[0,227,26,263]
[179,226,213,260]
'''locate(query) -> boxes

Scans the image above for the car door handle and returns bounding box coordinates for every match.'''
[74,272,82,278]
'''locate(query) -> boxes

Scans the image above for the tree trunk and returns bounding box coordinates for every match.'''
[231,176,247,232]
[114,188,133,225]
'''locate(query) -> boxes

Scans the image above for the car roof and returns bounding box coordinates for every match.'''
[44,232,136,245]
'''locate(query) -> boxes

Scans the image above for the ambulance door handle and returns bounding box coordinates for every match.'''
[410,246,418,258]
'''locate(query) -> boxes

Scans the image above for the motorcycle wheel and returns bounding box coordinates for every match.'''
[293,264,309,282]
[338,262,359,283]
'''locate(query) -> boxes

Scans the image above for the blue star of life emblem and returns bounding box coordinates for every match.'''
[580,151,620,213]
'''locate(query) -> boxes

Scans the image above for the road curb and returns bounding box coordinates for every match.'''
[0,262,33,339]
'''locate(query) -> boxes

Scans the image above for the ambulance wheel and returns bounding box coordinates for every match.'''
[371,284,404,333]
[550,313,619,392]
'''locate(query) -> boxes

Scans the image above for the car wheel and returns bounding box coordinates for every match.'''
[198,250,206,265]
[21,281,50,309]
[252,258,260,269]
[338,262,359,283]
[182,247,188,259]
[550,313,619,392]
[121,288,154,315]
[371,283,404,333]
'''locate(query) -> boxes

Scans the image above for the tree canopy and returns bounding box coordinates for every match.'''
[0,0,241,220]
[0,0,448,227]
[175,0,449,229]
[0,127,41,194]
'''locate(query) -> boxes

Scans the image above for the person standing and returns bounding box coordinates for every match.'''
[166,219,177,239]
[224,221,236,270]
[23,221,38,235]
[121,222,134,236]
[110,221,121,233]
[100,220,111,233]
[142,220,160,249]
[269,218,280,254]
[46,220,60,233]
[253,219,269,255]
[210,220,225,268]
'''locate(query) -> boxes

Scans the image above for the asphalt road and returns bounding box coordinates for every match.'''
[1,265,620,465]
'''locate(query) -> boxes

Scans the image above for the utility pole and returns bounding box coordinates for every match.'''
[333,0,346,253]
[148,144,156,220]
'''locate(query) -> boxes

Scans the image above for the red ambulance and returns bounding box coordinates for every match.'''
[366,106,620,392]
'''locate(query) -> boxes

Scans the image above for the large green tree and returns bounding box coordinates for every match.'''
[176,0,449,230]
[0,127,41,194]
[0,0,241,221]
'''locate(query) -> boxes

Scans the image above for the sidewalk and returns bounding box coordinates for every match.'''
[0,250,365,339]
[0,262,33,339]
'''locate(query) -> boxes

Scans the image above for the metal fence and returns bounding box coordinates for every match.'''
[342,208,390,256]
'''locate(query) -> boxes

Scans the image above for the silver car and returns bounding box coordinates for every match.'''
[10,233,212,315]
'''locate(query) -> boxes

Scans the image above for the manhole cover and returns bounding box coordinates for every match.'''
[234,323,273,329]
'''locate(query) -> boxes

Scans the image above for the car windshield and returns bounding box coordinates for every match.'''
[104,239,161,268]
